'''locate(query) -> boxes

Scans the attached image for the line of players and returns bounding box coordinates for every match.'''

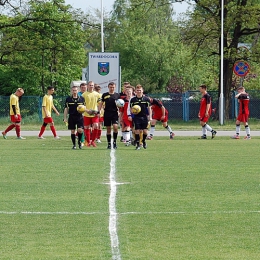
[1,83,250,146]
[63,81,175,150]
[63,82,251,149]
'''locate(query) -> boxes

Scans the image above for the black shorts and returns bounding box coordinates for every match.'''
[133,116,148,130]
[68,115,84,130]
[104,112,119,126]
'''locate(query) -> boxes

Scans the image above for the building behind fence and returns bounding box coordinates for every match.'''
[0,91,260,121]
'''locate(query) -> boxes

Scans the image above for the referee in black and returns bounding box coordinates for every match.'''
[98,82,121,149]
[63,86,85,149]
[128,84,152,150]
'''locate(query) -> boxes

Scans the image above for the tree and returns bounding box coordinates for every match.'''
[181,0,260,118]
[0,0,88,95]
[104,0,188,92]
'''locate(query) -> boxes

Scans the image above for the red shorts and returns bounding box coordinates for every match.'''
[237,114,249,123]
[152,114,168,123]
[84,116,99,126]
[99,117,104,123]
[199,115,210,123]
[11,115,21,123]
[44,117,54,124]
[123,118,133,128]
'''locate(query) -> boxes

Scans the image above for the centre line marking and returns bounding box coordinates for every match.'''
[109,147,121,260]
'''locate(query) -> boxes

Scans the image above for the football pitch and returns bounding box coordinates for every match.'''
[0,135,259,260]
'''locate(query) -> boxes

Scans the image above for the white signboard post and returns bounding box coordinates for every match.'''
[88,52,120,93]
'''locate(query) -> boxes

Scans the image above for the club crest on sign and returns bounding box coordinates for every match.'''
[98,62,109,76]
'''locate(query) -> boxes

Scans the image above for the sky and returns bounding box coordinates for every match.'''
[65,0,190,16]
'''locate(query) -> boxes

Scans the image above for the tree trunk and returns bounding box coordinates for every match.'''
[223,58,234,119]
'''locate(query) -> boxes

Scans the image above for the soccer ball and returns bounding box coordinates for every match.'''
[131,105,141,115]
[115,99,125,107]
[77,105,86,114]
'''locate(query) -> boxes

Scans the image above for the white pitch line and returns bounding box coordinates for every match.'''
[109,147,122,260]
[0,210,259,215]
[0,211,103,215]
[120,210,260,215]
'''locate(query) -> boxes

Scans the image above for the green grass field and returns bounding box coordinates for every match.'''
[0,136,259,259]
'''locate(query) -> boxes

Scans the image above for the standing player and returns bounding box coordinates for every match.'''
[231,86,251,139]
[198,84,217,139]
[2,88,26,139]
[82,81,101,147]
[78,82,87,96]
[94,84,104,143]
[63,86,85,149]
[120,86,134,145]
[38,86,60,139]
[128,84,152,150]
[77,82,87,144]
[119,82,130,142]
[147,97,175,140]
[98,82,120,149]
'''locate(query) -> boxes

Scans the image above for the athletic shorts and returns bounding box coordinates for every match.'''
[199,114,210,123]
[44,117,54,124]
[68,115,84,130]
[152,113,168,123]
[83,116,99,126]
[99,117,104,123]
[237,113,249,123]
[133,116,148,130]
[123,118,133,128]
[104,113,119,126]
[10,114,21,123]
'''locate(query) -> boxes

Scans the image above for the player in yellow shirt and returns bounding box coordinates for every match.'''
[82,81,101,147]
[38,86,60,139]
[2,88,25,139]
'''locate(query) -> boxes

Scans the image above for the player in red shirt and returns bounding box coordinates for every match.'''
[119,82,130,142]
[120,86,134,145]
[147,98,175,140]
[198,85,217,139]
[231,86,251,139]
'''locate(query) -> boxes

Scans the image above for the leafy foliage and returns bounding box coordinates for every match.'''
[181,0,260,117]
[0,0,86,95]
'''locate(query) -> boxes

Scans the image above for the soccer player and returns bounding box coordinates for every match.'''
[128,84,152,150]
[119,82,130,142]
[82,81,101,147]
[147,97,175,140]
[231,86,251,139]
[198,84,217,139]
[120,86,134,145]
[38,86,60,139]
[94,84,104,143]
[2,88,26,139]
[76,82,87,144]
[63,86,85,149]
[98,82,121,149]
[78,82,87,96]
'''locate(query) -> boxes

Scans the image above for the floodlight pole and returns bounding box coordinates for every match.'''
[101,0,104,52]
[219,0,224,125]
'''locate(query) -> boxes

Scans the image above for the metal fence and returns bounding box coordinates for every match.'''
[0,91,260,121]
[149,90,260,121]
